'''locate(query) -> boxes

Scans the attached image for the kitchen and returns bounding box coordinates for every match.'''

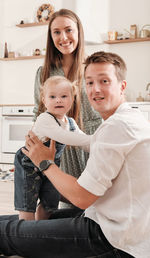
[0,0,150,214]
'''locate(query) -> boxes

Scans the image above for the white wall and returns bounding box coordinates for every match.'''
[0,0,63,104]
[107,0,150,101]
[0,0,150,104]
[74,0,109,43]
[0,1,4,56]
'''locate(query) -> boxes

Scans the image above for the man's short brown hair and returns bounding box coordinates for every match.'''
[84,51,127,81]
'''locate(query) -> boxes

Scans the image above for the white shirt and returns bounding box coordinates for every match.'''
[32,112,90,150]
[78,103,150,258]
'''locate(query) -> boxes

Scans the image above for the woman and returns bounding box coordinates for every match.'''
[33,9,101,210]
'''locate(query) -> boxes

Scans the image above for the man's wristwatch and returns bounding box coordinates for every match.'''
[39,160,55,173]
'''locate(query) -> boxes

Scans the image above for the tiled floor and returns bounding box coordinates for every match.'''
[0,181,18,215]
[0,181,23,257]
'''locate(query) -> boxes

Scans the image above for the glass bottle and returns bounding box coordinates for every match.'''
[4,42,8,58]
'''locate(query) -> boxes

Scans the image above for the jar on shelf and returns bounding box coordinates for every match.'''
[136,92,144,102]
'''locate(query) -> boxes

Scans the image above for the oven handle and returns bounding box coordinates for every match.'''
[2,116,33,120]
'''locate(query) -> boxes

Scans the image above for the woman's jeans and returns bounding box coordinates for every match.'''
[0,209,134,258]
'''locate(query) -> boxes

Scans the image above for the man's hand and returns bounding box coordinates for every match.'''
[22,131,56,167]
[22,132,99,210]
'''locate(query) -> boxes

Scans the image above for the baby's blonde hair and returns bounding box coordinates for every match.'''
[38,76,79,116]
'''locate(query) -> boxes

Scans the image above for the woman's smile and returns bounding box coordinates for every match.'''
[51,16,78,55]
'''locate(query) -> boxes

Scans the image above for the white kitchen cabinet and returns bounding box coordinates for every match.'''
[0,107,5,165]
[0,107,2,155]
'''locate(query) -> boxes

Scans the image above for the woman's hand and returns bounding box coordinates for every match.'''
[22,131,56,167]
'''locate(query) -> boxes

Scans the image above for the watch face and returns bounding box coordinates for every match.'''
[39,160,54,172]
[40,160,48,170]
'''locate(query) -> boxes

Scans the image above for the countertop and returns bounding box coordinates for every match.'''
[0,102,150,107]
[129,102,150,105]
[0,102,150,108]
[0,104,34,107]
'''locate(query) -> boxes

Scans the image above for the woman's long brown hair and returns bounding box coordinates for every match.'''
[38,9,85,124]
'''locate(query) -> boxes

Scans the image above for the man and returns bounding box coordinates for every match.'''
[0,51,150,257]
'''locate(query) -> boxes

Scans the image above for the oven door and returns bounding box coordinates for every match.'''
[2,116,33,153]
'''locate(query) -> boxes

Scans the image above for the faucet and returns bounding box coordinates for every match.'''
[145,83,150,101]
[146,83,150,91]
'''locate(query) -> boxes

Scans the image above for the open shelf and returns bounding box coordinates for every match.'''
[16,21,49,28]
[0,55,45,61]
[104,37,150,44]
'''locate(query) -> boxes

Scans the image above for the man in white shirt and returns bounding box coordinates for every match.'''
[0,51,150,258]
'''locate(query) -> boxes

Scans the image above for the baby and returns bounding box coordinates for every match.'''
[14,76,90,220]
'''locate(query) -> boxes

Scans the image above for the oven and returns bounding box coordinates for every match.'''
[1,106,34,163]
[129,102,150,120]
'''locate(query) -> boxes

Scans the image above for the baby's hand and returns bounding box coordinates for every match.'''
[22,131,52,167]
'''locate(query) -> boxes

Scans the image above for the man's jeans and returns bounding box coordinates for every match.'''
[0,209,134,258]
